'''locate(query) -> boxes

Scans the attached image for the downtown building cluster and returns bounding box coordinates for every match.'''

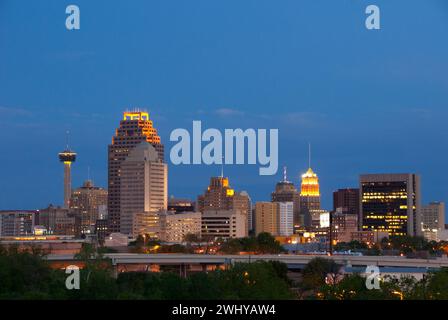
[0,111,446,251]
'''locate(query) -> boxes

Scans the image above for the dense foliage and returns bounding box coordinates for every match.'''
[0,244,292,300]
[218,233,285,254]
[335,236,448,257]
[302,257,448,300]
[2,245,448,300]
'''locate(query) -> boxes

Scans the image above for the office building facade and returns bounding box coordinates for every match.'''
[70,180,108,234]
[333,188,360,216]
[360,173,421,236]
[108,111,164,233]
[120,141,167,236]
[201,209,247,239]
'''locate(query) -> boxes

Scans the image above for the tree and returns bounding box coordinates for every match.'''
[256,233,284,254]
[317,274,402,300]
[219,238,243,254]
[213,261,293,299]
[301,257,341,290]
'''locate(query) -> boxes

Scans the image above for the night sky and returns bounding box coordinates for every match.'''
[1,0,447,214]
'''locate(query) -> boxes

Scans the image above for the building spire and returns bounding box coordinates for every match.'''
[283,166,287,182]
[308,142,311,169]
[220,156,224,178]
[66,130,70,150]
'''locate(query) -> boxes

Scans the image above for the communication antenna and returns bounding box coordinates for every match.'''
[308,142,311,168]
[66,130,70,149]
[220,156,224,178]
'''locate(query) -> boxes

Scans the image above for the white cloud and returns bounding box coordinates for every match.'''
[215,108,245,117]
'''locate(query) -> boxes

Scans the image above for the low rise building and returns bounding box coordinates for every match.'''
[0,210,37,237]
[202,209,247,239]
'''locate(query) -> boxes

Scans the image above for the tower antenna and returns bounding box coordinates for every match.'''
[66,130,70,149]
[220,156,224,178]
[283,166,287,182]
[308,142,311,169]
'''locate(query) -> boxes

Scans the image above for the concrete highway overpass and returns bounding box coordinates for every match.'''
[46,253,448,271]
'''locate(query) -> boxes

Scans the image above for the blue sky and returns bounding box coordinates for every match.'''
[1,0,447,212]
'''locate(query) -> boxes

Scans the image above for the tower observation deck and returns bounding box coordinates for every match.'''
[59,132,77,208]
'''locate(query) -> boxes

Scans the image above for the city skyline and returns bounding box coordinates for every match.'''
[1,1,448,212]
[0,109,446,216]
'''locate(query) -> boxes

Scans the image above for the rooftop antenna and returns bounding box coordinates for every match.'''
[283,166,287,182]
[66,130,70,150]
[308,142,311,169]
[220,156,224,178]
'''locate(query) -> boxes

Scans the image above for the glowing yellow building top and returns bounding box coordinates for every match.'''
[123,111,149,121]
[300,167,320,197]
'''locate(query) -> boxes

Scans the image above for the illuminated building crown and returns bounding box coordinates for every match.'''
[300,167,320,197]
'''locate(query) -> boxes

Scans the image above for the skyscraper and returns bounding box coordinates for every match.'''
[333,188,360,216]
[278,202,294,236]
[197,176,250,234]
[120,141,167,236]
[239,191,253,233]
[70,180,108,234]
[255,202,278,236]
[108,111,164,233]
[271,167,301,227]
[299,167,321,227]
[360,173,421,237]
[197,177,235,212]
[58,132,76,208]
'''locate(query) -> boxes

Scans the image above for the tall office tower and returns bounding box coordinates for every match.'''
[58,133,77,208]
[421,202,445,240]
[197,176,234,212]
[239,191,253,233]
[233,191,251,235]
[299,167,321,227]
[360,174,421,237]
[120,141,167,236]
[108,111,164,233]
[272,167,301,227]
[255,202,278,236]
[70,180,108,234]
[278,202,294,236]
[333,188,360,216]
[197,176,250,233]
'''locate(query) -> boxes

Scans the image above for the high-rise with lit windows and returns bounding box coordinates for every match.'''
[108,111,164,233]
[197,176,250,237]
[70,180,108,235]
[360,173,421,237]
[120,141,167,236]
[299,167,321,227]
[272,167,301,227]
